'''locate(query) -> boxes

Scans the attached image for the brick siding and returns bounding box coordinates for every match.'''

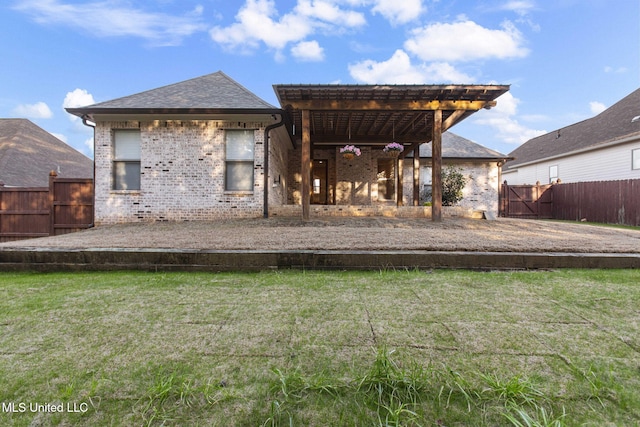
[94,120,287,224]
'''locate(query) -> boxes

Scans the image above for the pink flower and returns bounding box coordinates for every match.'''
[340,145,361,156]
[383,142,404,153]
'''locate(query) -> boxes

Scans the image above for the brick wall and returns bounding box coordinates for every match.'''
[415,160,501,216]
[95,120,288,224]
[286,149,500,215]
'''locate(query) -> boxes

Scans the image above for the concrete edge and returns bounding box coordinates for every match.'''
[0,248,638,271]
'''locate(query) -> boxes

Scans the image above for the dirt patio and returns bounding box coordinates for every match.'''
[1,217,639,253]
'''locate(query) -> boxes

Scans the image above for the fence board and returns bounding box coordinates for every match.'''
[501,179,640,226]
[553,180,640,226]
[0,174,93,242]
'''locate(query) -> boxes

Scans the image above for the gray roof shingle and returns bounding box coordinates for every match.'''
[406,132,508,159]
[74,71,278,111]
[505,88,640,169]
[0,119,93,187]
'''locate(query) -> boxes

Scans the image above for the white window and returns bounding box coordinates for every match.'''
[633,148,640,170]
[549,165,558,183]
[113,130,141,190]
[226,130,255,191]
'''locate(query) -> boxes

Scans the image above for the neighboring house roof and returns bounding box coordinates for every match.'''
[410,132,509,160]
[0,119,93,187]
[505,88,640,170]
[66,71,281,119]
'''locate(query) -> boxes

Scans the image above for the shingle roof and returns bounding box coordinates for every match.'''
[0,119,93,187]
[412,132,508,159]
[67,71,279,116]
[505,88,640,169]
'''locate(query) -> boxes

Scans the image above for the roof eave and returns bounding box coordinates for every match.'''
[65,107,285,120]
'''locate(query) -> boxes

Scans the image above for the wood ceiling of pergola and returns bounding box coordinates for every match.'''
[273,84,510,147]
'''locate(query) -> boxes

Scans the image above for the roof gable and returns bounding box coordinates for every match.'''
[69,71,278,113]
[506,88,640,169]
[0,119,93,187]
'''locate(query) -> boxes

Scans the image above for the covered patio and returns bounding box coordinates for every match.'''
[273,83,509,221]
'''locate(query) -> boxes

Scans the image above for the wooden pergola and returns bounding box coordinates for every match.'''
[273,84,510,221]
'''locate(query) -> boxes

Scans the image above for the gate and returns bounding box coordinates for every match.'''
[0,172,93,242]
[500,182,553,219]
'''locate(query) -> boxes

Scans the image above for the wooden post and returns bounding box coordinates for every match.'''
[48,170,57,236]
[301,109,311,221]
[432,110,443,221]
[396,157,403,206]
[413,144,420,206]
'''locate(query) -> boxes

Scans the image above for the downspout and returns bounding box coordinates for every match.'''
[263,114,285,218]
[81,115,96,227]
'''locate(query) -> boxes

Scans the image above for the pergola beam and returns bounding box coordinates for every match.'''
[285,99,496,111]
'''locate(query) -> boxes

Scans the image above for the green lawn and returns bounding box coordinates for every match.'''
[0,269,639,426]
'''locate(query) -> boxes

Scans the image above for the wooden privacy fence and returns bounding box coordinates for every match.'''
[499,181,553,219]
[0,172,94,242]
[501,179,640,226]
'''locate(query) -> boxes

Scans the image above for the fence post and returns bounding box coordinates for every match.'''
[535,181,541,219]
[501,180,508,217]
[48,171,57,236]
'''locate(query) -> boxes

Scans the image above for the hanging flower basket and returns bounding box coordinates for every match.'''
[340,144,361,160]
[383,142,404,157]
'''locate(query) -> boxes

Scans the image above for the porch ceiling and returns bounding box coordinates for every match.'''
[273,84,510,147]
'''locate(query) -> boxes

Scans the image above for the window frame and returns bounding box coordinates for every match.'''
[549,165,559,183]
[633,148,640,170]
[225,129,255,192]
[112,129,141,191]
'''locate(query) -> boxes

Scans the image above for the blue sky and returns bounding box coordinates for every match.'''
[2,0,639,158]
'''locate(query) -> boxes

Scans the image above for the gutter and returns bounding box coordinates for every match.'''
[263,115,285,218]
[80,115,96,228]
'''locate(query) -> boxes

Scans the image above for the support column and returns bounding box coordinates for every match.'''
[301,109,311,221]
[413,145,420,206]
[396,157,403,206]
[432,109,443,222]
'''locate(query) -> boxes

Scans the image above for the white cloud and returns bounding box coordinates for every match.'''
[211,0,308,52]
[404,20,529,62]
[291,40,325,61]
[297,0,366,27]
[604,66,628,74]
[473,92,546,145]
[63,88,95,109]
[13,0,206,46]
[63,88,96,122]
[370,0,425,25]
[210,0,365,56]
[349,50,426,84]
[349,50,473,84]
[501,0,535,16]
[589,101,606,115]
[13,101,53,119]
[421,62,474,83]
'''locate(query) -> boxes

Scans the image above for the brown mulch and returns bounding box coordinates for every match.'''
[1,217,639,253]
